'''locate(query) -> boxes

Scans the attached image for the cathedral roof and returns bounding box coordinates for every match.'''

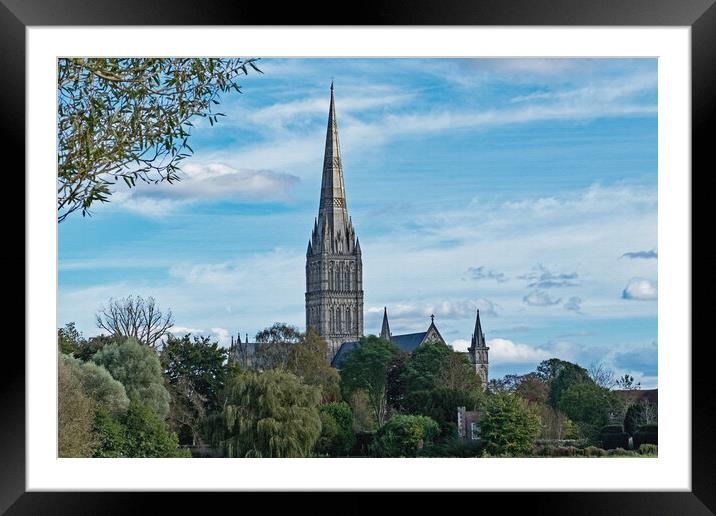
[330,331,431,368]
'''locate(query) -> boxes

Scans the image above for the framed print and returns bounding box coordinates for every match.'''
[3,0,711,513]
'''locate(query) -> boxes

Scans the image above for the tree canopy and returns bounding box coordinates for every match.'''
[480,392,541,457]
[58,58,261,221]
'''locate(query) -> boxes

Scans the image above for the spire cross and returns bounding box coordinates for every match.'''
[430,314,435,324]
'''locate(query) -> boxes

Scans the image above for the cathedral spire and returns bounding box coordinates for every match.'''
[471,309,486,348]
[380,307,391,341]
[318,83,348,233]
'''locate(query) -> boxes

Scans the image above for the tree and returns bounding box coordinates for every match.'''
[160,333,231,444]
[537,405,577,440]
[371,414,440,457]
[95,295,173,349]
[385,350,410,413]
[74,334,123,362]
[93,400,190,458]
[557,382,622,437]
[287,327,341,402]
[315,402,355,457]
[548,361,592,407]
[403,387,482,439]
[487,373,527,394]
[219,370,322,458]
[58,358,97,457]
[480,393,541,457]
[58,322,84,355]
[61,354,129,415]
[92,337,171,419]
[615,374,641,390]
[339,336,398,427]
[588,362,617,389]
[58,58,261,221]
[254,322,302,370]
[536,358,575,382]
[624,400,658,435]
[514,373,549,405]
[401,340,452,393]
[436,352,484,395]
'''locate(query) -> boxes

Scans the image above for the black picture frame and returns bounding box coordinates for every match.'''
[3,0,709,513]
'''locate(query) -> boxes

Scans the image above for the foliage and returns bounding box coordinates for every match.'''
[418,438,484,457]
[58,358,97,457]
[557,382,620,430]
[401,340,452,393]
[615,373,641,390]
[385,350,410,412]
[219,370,322,458]
[537,405,578,440]
[403,387,482,439]
[339,336,398,427]
[58,322,84,355]
[93,399,190,457]
[74,334,123,362]
[536,358,576,382]
[480,393,542,457]
[599,425,630,450]
[514,373,549,405]
[349,390,376,432]
[638,443,658,456]
[435,352,484,394]
[371,414,440,457]
[92,337,171,419]
[287,327,340,402]
[316,402,355,457]
[548,361,592,407]
[624,401,658,435]
[633,424,658,447]
[607,447,639,457]
[488,373,527,394]
[583,445,608,457]
[58,57,260,221]
[95,295,174,349]
[254,322,302,370]
[61,354,129,415]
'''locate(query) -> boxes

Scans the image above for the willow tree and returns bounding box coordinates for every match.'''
[57,57,261,221]
[220,370,322,458]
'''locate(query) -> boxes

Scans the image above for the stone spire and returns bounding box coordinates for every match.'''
[380,307,391,341]
[471,309,486,348]
[318,82,349,241]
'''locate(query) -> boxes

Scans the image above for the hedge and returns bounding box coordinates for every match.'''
[600,425,629,450]
[633,424,658,448]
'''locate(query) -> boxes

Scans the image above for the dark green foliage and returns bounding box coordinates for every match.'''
[402,340,452,393]
[219,370,322,458]
[92,337,171,419]
[536,358,575,382]
[403,387,482,439]
[93,400,190,457]
[480,393,542,457]
[584,446,608,457]
[624,401,658,435]
[74,334,122,362]
[61,354,129,415]
[58,322,84,355]
[58,58,261,221]
[351,431,376,457]
[600,425,630,450]
[418,438,484,457]
[340,336,399,426]
[287,327,341,402]
[386,351,410,411]
[58,358,97,457]
[633,424,658,447]
[316,402,355,456]
[254,322,302,370]
[607,447,639,457]
[549,362,592,407]
[370,414,440,457]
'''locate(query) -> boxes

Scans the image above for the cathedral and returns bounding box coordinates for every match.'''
[304,84,490,386]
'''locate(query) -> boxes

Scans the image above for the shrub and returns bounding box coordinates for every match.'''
[61,354,129,415]
[371,414,440,457]
[608,447,638,457]
[600,425,629,450]
[638,443,658,456]
[633,424,658,448]
[624,401,657,435]
[352,431,375,457]
[418,439,484,458]
[481,393,541,457]
[316,402,356,457]
[584,446,607,457]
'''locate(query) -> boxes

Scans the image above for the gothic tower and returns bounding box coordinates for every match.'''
[305,83,364,358]
[468,309,490,389]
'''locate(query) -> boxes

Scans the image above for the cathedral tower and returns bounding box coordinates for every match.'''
[306,84,364,357]
[468,309,490,389]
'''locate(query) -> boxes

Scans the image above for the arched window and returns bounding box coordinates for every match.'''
[346,307,352,333]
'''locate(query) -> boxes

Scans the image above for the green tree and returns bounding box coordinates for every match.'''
[219,370,322,458]
[316,402,355,456]
[339,336,398,426]
[92,337,171,419]
[61,354,129,415]
[58,358,97,457]
[436,352,484,394]
[371,414,440,457]
[93,399,190,458]
[557,382,622,438]
[480,393,541,457]
[58,58,261,221]
[536,358,575,382]
[624,400,658,435]
[402,340,452,393]
[254,322,302,370]
[403,387,483,439]
[74,334,123,362]
[548,361,592,407]
[58,322,85,355]
[514,373,549,405]
[385,350,410,412]
[287,327,341,402]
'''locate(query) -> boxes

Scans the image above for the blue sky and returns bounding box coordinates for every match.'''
[58,58,658,387]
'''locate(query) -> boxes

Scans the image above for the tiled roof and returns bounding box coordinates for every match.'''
[330,331,428,368]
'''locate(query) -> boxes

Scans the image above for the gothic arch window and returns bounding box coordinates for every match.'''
[346,307,352,333]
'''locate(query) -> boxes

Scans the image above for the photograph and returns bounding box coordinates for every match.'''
[56,56,659,460]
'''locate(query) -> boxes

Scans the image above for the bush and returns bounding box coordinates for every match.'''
[371,414,440,457]
[633,424,658,448]
[418,439,484,457]
[584,446,607,457]
[600,424,629,450]
[352,431,375,457]
[624,401,657,435]
[58,358,97,457]
[608,447,638,457]
[481,393,541,457]
[61,354,129,415]
[638,443,658,456]
[316,402,356,457]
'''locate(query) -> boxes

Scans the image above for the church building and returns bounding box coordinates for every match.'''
[298,84,490,386]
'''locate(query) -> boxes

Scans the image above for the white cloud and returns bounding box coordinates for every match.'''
[523,290,562,307]
[622,278,657,300]
[563,296,583,312]
[450,339,471,352]
[210,327,231,348]
[486,338,552,363]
